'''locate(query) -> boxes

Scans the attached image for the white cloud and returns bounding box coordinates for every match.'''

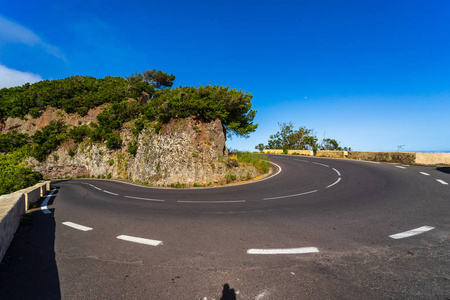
[0,64,42,88]
[0,15,66,61]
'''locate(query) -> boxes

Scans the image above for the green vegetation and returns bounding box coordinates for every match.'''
[0,68,260,193]
[0,70,257,140]
[0,76,134,119]
[31,120,68,161]
[258,121,351,153]
[0,131,30,153]
[0,146,42,195]
[230,151,271,174]
[151,85,257,137]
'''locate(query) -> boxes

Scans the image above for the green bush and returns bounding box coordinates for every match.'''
[0,131,30,153]
[0,146,42,195]
[128,141,138,155]
[68,125,91,143]
[31,120,68,161]
[106,133,122,149]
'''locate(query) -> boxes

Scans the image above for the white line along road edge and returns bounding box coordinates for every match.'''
[116,235,162,246]
[62,222,93,231]
[41,188,57,214]
[389,226,435,239]
[247,247,319,255]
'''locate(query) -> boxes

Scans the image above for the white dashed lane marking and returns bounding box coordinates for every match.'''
[125,195,165,202]
[247,247,319,255]
[116,235,162,246]
[420,172,430,176]
[389,226,435,239]
[313,162,329,167]
[90,184,102,191]
[62,222,93,231]
[102,190,119,196]
[263,190,318,200]
[293,159,309,162]
[436,179,448,185]
[395,166,407,169]
[332,168,341,176]
[177,200,246,203]
[326,177,341,188]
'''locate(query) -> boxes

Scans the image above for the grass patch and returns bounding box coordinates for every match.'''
[229,151,271,174]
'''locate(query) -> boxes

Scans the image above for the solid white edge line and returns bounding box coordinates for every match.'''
[389,226,435,239]
[124,195,165,202]
[247,247,319,254]
[332,168,341,176]
[263,190,318,200]
[313,162,329,167]
[436,179,448,185]
[103,190,119,196]
[116,235,162,246]
[177,200,246,203]
[419,172,430,176]
[62,221,93,231]
[41,189,57,214]
[326,177,341,188]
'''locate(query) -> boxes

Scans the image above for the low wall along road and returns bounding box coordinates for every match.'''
[264,149,450,166]
[0,182,51,262]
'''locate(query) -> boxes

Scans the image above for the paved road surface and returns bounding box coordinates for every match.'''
[1,155,449,299]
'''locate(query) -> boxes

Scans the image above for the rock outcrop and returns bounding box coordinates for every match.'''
[25,116,260,186]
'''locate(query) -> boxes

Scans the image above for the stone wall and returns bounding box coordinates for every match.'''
[263,149,313,156]
[316,150,348,158]
[347,151,416,165]
[415,152,450,166]
[0,182,51,263]
[263,149,450,166]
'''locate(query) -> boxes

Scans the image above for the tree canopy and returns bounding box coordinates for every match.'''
[260,122,350,152]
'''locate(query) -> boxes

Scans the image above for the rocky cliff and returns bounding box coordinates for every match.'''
[1,109,262,187]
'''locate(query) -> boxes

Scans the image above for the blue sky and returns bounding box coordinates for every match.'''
[1,0,449,151]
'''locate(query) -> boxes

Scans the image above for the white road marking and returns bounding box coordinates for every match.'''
[41,189,57,214]
[389,226,435,239]
[89,184,102,190]
[125,195,165,202]
[420,172,430,176]
[263,190,318,200]
[102,190,119,196]
[395,166,407,169]
[255,290,269,299]
[177,200,246,203]
[332,168,341,176]
[313,162,329,167]
[116,235,162,246]
[293,159,309,162]
[326,177,341,188]
[247,247,319,254]
[62,221,93,231]
[436,179,448,185]
[357,160,381,164]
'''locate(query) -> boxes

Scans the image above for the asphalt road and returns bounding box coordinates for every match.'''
[1,155,449,299]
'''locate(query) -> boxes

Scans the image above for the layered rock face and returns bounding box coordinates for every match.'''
[26,117,259,186]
